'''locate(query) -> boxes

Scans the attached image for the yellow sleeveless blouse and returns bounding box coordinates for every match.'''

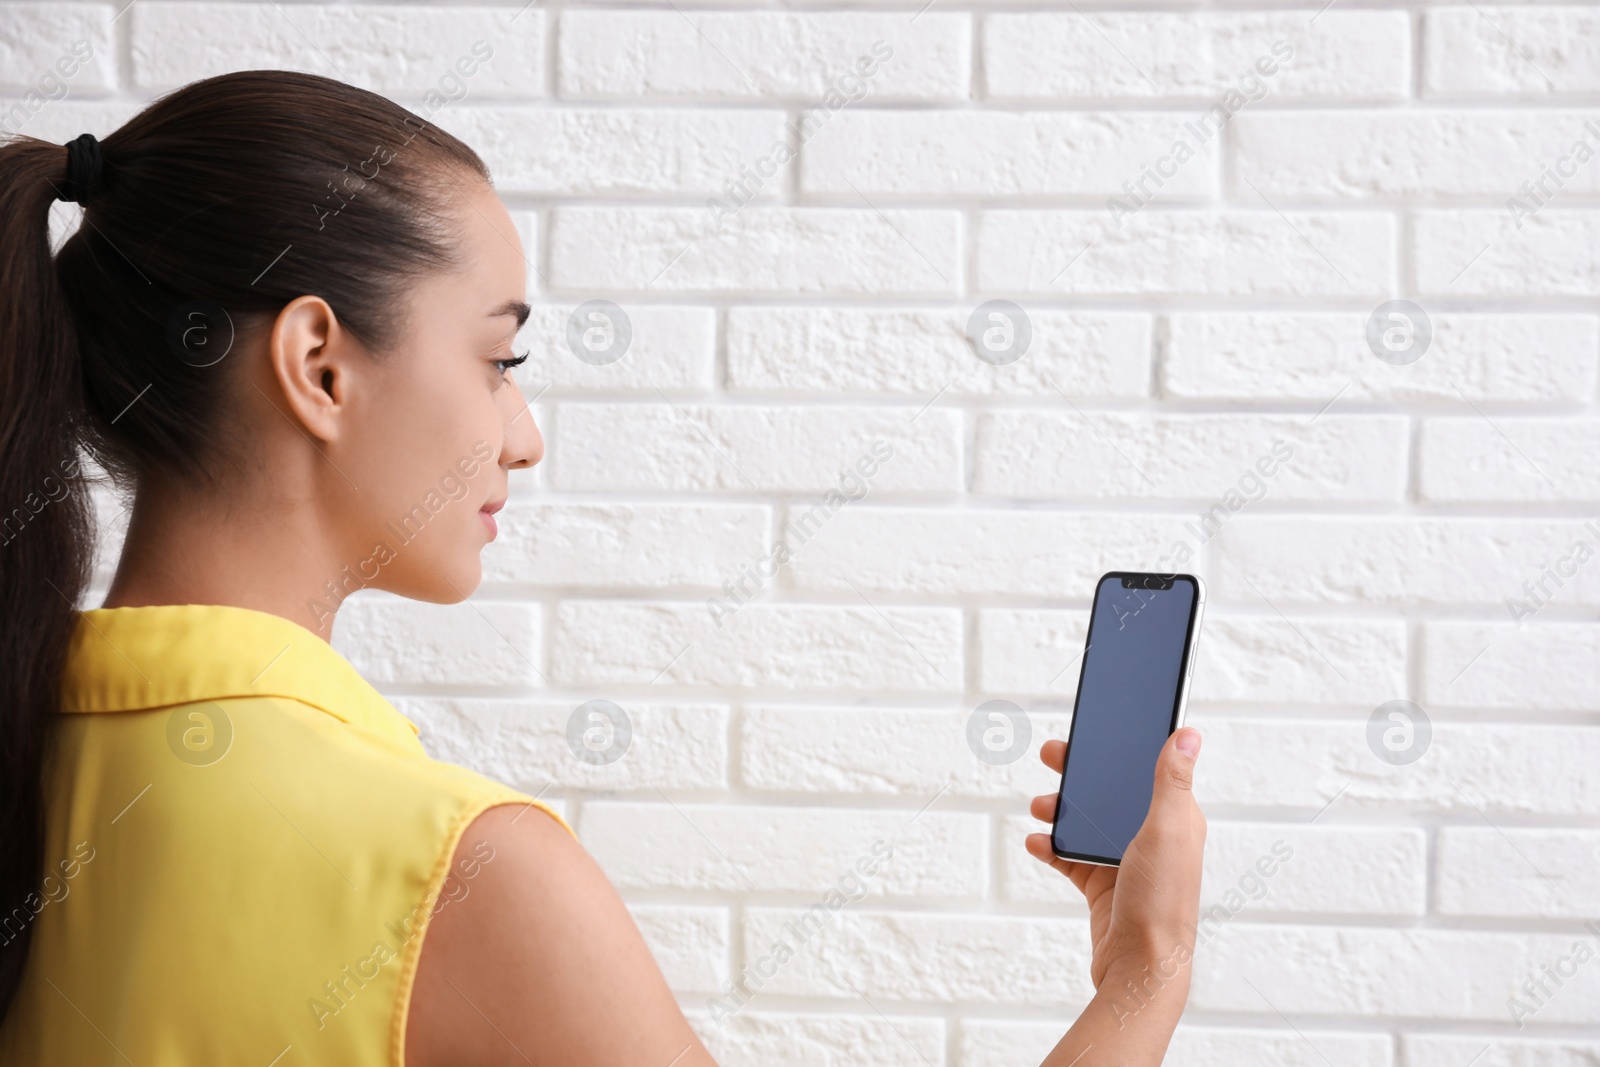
[0,603,569,1065]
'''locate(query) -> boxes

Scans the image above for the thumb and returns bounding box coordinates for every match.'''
[1152,727,1201,804]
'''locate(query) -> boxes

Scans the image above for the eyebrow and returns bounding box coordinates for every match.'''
[490,299,531,330]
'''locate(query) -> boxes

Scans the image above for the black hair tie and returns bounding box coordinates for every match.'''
[58,133,105,205]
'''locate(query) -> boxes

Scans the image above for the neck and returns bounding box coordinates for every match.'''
[99,482,348,642]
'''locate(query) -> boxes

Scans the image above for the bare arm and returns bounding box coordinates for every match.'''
[405,802,716,1067]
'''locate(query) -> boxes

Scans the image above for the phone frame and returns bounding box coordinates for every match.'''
[1049,571,1207,868]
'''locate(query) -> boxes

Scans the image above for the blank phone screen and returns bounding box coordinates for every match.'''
[1052,574,1199,863]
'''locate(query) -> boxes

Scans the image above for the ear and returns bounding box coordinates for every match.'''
[268,294,357,444]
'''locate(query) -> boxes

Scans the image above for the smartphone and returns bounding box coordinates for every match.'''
[1050,571,1206,867]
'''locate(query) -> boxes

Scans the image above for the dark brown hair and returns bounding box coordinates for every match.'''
[0,69,489,1017]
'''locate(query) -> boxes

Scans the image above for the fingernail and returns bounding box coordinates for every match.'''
[1175,729,1201,758]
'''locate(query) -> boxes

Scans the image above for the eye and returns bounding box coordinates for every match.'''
[493,350,529,376]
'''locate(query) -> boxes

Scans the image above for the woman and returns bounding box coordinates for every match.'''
[0,71,1206,1065]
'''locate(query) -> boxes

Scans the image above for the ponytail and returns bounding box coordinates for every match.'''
[0,137,96,1016]
[0,69,491,1021]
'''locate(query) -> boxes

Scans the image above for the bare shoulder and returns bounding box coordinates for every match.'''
[404,802,717,1067]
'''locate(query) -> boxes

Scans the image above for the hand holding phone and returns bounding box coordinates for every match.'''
[1027,729,1206,992]
[1020,571,1210,1066]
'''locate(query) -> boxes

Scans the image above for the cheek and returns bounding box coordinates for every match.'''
[352,377,477,523]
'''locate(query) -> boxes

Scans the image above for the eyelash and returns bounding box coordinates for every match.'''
[493,351,529,375]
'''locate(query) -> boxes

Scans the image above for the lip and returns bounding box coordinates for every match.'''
[480,497,505,539]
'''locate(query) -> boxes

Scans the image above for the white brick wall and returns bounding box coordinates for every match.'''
[28,0,1599,1062]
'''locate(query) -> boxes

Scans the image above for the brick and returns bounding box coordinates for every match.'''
[802,111,1216,198]
[480,502,769,589]
[1194,925,1600,1022]
[1213,517,1600,609]
[399,698,728,792]
[1404,1035,1600,1067]
[549,403,960,494]
[1235,110,1600,198]
[1197,616,1406,709]
[550,207,962,296]
[784,508,1188,598]
[1164,312,1599,403]
[960,1021,1393,1067]
[552,600,964,694]
[1198,824,1425,917]
[741,907,1096,1005]
[691,1010,944,1067]
[978,610,1406,706]
[1422,623,1600,712]
[984,12,1408,102]
[630,904,729,994]
[331,595,541,687]
[131,4,544,97]
[726,306,1151,398]
[975,609,1092,700]
[1197,718,1600,818]
[558,11,968,101]
[971,412,1406,502]
[0,5,114,99]
[1421,418,1600,502]
[1417,210,1600,296]
[1436,828,1600,919]
[581,802,986,897]
[440,107,786,197]
[1003,816,1426,918]
[510,304,715,393]
[740,706,1068,800]
[977,210,1395,297]
[1425,7,1600,98]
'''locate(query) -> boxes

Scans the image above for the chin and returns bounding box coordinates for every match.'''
[384,551,485,604]
[437,553,486,602]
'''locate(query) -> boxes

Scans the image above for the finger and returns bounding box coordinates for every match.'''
[1024,833,1094,893]
[1144,727,1202,825]
[1024,831,1063,868]
[1029,792,1059,823]
[1039,738,1066,773]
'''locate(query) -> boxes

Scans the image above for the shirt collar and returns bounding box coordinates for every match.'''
[61,603,420,738]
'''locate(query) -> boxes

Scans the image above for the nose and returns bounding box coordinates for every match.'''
[499,377,543,470]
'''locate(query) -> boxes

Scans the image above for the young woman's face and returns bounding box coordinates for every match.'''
[327,179,540,604]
